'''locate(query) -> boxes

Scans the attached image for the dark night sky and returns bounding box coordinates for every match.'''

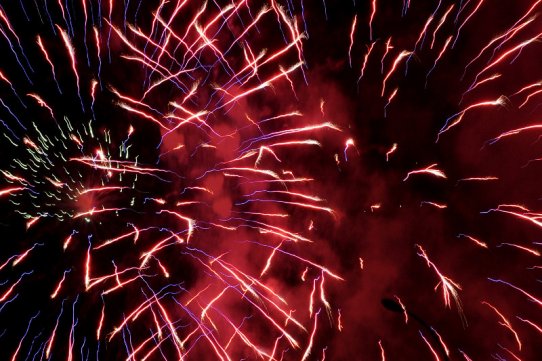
[0,0,542,360]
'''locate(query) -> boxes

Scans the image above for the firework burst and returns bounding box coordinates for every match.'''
[2,0,542,360]
[0,1,343,359]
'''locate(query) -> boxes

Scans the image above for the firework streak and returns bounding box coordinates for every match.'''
[1,0,542,360]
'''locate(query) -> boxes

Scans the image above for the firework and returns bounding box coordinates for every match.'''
[2,0,542,360]
[0,1,343,359]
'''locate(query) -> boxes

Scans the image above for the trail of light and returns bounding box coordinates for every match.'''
[164,103,212,138]
[67,296,78,361]
[108,296,162,341]
[57,25,83,110]
[125,324,169,361]
[93,26,101,83]
[215,257,297,312]
[63,230,78,250]
[157,209,194,242]
[457,234,488,248]
[344,138,359,162]
[337,308,343,331]
[87,266,142,290]
[472,32,542,88]
[237,140,322,166]
[301,309,320,361]
[488,278,542,307]
[27,93,55,119]
[358,41,376,82]
[0,171,27,185]
[10,311,39,361]
[237,198,334,215]
[462,73,501,100]
[155,298,185,360]
[416,245,464,317]
[419,330,441,361]
[0,23,32,84]
[321,347,327,361]
[386,143,397,161]
[462,17,534,80]
[456,0,486,45]
[45,299,65,359]
[301,267,309,282]
[516,316,542,334]
[412,16,434,52]
[431,5,455,50]
[498,344,523,361]
[126,23,184,75]
[420,201,447,209]
[404,164,447,181]
[459,350,474,361]
[254,242,343,282]
[260,241,283,277]
[0,272,31,303]
[402,0,411,15]
[101,274,142,296]
[438,97,507,139]
[381,50,411,97]
[118,102,169,130]
[140,237,182,268]
[0,9,24,49]
[384,88,398,117]
[70,157,175,178]
[93,226,149,250]
[36,35,61,93]
[221,217,312,243]
[348,15,357,67]
[320,273,331,318]
[488,124,542,145]
[153,0,190,64]
[482,204,542,230]
[518,88,542,108]
[79,186,128,195]
[25,216,40,229]
[107,22,184,90]
[218,61,304,112]
[85,241,91,289]
[0,255,17,272]
[309,276,318,318]
[73,207,126,219]
[96,302,105,340]
[394,295,408,323]
[378,340,386,361]
[512,81,542,97]
[369,0,377,41]
[482,301,521,351]
[50,269,71,299]
[194,255,305,338]
[431,327,450,356]
[457,176,498,183]
[223,6,273,59]
[221,313,272,359]
[0,186,25,197]
[497,243,540,256]
[426,36,452,85]
[110,87,163,116]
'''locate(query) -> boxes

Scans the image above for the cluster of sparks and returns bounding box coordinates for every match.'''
[0,0,345,360]
[1,0,542,360]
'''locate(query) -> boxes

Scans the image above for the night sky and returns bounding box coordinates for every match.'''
[0,0,541,360]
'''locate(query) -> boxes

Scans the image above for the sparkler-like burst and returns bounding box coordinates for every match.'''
[0,1,343,359]
[2,0,542,360]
